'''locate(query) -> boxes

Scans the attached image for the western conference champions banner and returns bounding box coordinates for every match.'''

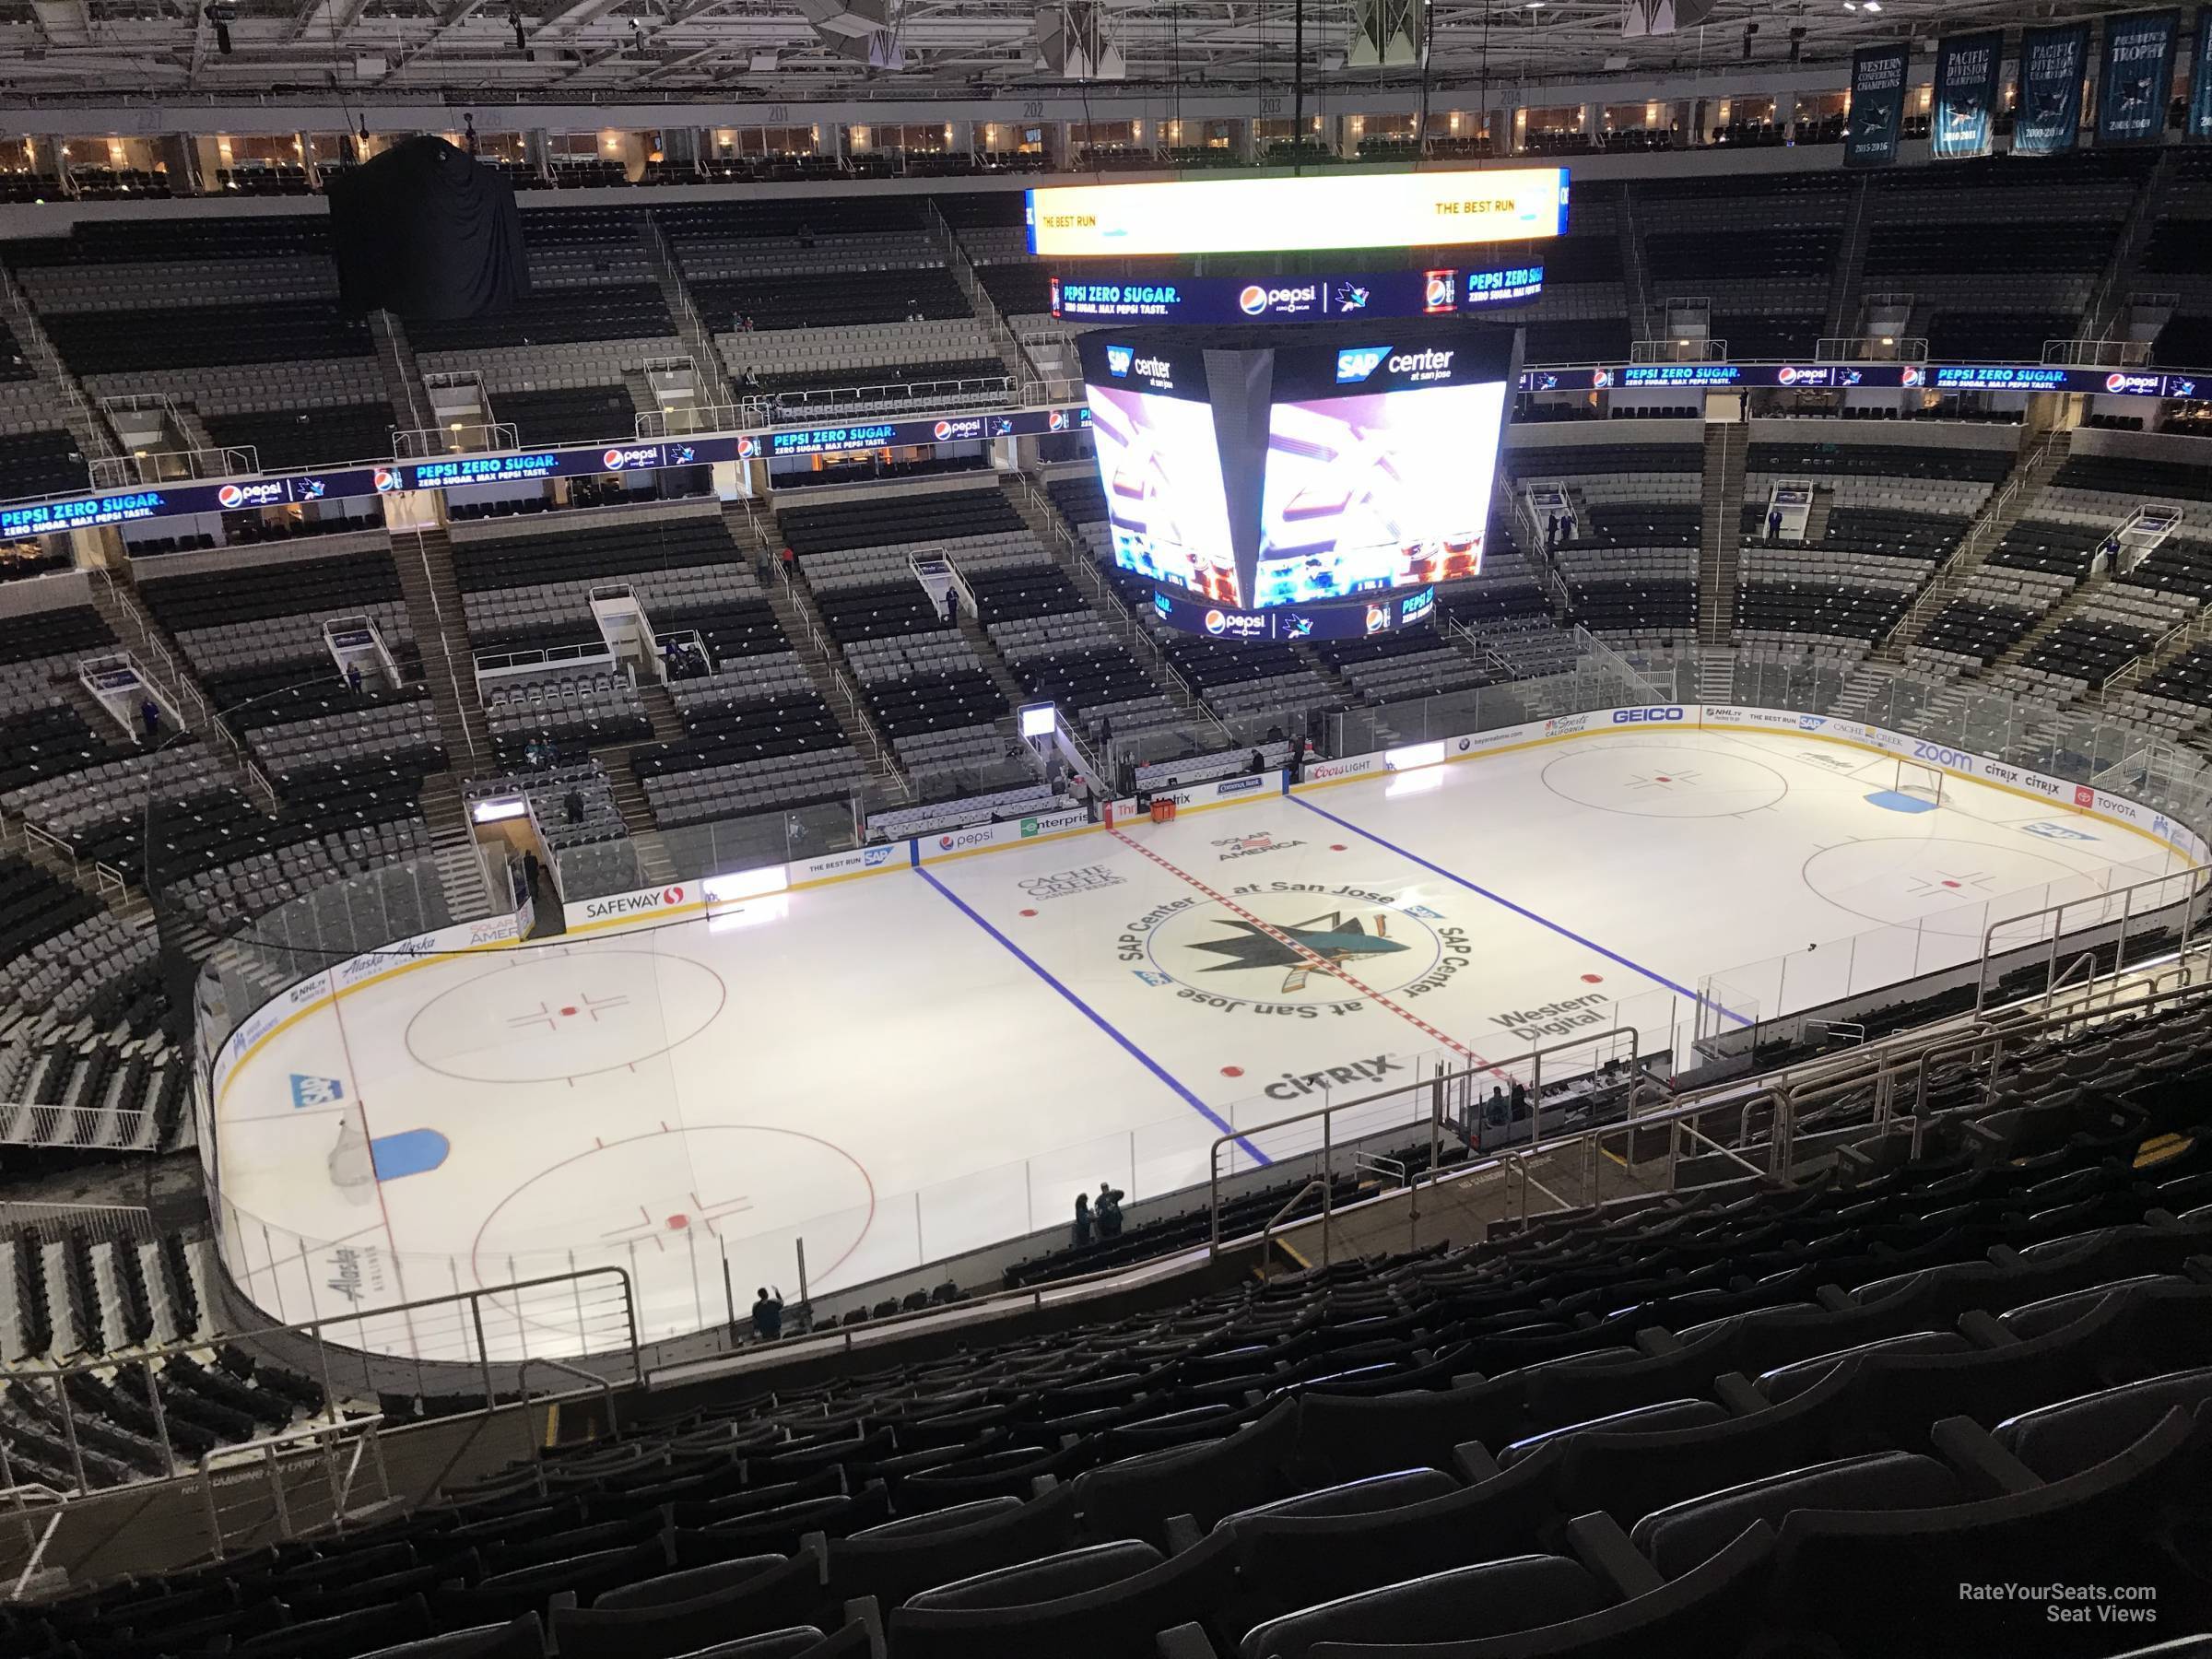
[1845,42,1909,169]
[2100,9,2180,144]
[1931,31,2003,159]
[2017,22,2092,154]
[2190,6,2212,137]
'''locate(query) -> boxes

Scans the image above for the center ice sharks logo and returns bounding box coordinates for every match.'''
[1185,910,1408,995]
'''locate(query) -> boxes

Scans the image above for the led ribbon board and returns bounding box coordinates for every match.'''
[1027,169,1570,257]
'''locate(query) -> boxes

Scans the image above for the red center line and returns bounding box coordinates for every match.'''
[1108,825,1516,1085]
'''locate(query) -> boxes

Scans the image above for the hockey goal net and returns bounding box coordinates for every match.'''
[1891,757,1946,806]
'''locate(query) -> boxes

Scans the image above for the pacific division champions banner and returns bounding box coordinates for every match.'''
[1932,30,2003,159]
[2100,9,2181,143]
[2190,6,2212,137]
[1845,43,1910,169]
[2017,22,2092,154]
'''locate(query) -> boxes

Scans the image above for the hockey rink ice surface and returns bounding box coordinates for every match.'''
[211,724,2190,1359]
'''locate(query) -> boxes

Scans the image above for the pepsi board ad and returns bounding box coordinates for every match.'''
[1931,31,2002,159]
[1845,43,1909,169]
[1050,265,1543,325]
[1149,586,1436,642]
[2018,22,2092,153]
[2099,9,2180,144]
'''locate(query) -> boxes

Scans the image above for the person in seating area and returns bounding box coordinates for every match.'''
[751,1285,784,1340]
[1096,1181,1124,1239]
[1072,1191,1092,1248]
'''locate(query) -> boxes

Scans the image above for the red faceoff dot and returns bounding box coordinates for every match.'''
[1941,880,1961,888]
[1655,776,1672,783]
[665,1215,688,1230]
[1221,1065,1244,1077]
[1020,908,1039,916]
[1580,973,1605,983]
[559,1006,578,1016]
[1330,844,1347,852]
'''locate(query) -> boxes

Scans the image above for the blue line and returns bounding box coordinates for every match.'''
[1289,794,1754,1028]
[912,864,1272,1165]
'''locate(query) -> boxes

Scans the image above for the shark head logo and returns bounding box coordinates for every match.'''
[1185,910,1409,994]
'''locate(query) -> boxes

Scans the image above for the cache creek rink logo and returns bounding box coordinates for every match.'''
[1118,878,1472,1017]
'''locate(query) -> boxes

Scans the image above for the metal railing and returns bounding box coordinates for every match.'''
[1814,335,1928,363]
[395,420,518,459]
[2042,337,2153,368]
[1205,1027,1642,1253]
[1630,336,1727,364]
[88,443,259,491]
[0,1264,641,1506]
[1880,428,2065,655]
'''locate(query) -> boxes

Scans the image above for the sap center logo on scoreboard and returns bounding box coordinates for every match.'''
[1105,345,1135,377]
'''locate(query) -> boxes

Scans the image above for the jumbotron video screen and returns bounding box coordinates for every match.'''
[1076,322,1519,641]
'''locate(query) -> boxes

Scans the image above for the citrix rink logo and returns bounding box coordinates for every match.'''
[1106,345,1135,377]
[1612,706,1685,724]
[603,445,659,470]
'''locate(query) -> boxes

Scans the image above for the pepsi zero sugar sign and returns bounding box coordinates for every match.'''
[1051,265,1544,325]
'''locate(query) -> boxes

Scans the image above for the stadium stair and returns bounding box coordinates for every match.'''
[731,505,909,792]
[1002,474,1227,738]
[2084,147,2176,342]
[0,267,118,468]
[583,742,677,885]
[1696,424,1747,647]
[1617,189,1653,341]
[1822,177,1873,344]
[389,529,498,920]
[1865,428,2075,672]
[639,217,727,406]
[367,309,433,437]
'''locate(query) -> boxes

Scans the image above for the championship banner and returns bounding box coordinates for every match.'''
[2189,6,2212,136]
[2099,9,2180,144]
[1931,30,2003,159]
[2017,22,2092,154]
[1845,43,1910,169]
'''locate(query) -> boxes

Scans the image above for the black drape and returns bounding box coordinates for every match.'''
[328,135,529,321]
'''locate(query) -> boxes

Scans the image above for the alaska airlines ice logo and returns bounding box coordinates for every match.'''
[1337,347,1391,383]
[1105,345,1135,378]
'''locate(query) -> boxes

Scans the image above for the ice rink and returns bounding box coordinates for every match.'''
[209,722,2187,1359]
